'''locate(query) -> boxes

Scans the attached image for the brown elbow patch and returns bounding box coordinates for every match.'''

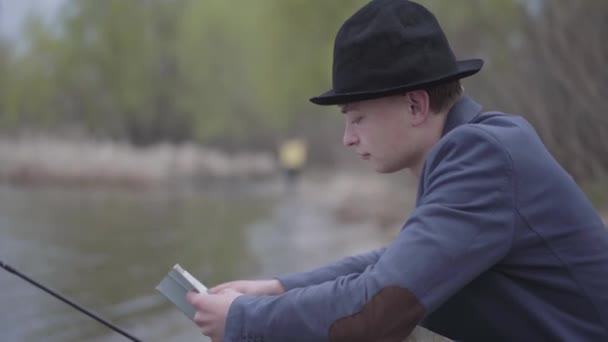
[328,286,425,342]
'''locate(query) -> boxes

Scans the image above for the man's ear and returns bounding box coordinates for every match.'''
[406,90,430,126]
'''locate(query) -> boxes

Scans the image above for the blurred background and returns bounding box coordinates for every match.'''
[0,0,606,341]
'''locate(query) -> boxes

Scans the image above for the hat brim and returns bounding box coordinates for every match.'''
[309,59,483,106]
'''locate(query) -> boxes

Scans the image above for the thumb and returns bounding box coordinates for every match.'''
[219,288,242,296]
[209,282,232,294]
[186,290,200,305]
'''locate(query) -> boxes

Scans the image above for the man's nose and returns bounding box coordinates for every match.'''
[343,125,358,147]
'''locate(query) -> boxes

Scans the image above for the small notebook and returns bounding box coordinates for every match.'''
[156,264,208,320]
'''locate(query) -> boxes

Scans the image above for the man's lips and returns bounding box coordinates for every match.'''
[358,153,371,160]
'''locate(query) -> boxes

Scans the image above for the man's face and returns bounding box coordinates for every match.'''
[341,94,424,173]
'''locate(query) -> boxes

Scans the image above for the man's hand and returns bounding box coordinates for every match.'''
[186,289,243,342]
[209,279,285,296]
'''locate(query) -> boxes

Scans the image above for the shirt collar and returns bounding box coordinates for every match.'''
[441,96,483,137]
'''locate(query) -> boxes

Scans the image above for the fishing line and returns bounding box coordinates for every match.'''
[0,260,142,342]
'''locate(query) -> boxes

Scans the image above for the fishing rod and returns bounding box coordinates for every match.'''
[0,260,142,342]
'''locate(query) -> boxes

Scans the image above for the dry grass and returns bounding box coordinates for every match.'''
[0,136,276,189]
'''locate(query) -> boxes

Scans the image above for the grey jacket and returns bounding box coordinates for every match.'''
[224,97,608,341]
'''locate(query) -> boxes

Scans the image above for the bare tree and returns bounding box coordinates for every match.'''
[507,1,607,182]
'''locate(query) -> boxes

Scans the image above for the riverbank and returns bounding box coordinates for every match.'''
[0,136,277,189]
[0,136,417,228]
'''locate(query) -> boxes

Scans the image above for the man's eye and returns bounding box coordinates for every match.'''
[352,116,363,124]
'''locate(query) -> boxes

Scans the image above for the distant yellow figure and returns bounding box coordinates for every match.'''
[278,138,307,188]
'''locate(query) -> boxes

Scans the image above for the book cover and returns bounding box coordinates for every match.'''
[156,264,208,320]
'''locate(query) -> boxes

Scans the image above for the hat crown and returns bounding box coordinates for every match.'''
[309,0,483,105]
[332,0,458,93]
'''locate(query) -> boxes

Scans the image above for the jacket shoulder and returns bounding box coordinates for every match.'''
[430,119,515,167]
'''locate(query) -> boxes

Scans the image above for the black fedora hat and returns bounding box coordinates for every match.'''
[310,0,483,106]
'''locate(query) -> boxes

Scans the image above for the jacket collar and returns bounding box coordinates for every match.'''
[441,96,483,137]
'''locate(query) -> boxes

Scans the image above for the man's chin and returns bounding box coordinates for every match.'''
[371,163,405,174]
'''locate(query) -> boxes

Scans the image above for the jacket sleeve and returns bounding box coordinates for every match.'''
[224,126,515,342]
[275,247,387,291]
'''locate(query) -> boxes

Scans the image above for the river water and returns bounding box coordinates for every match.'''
[0,180,392,342]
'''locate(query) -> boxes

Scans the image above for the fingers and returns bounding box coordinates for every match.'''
[194,312,219,339]
[187,290,210,310]
[193,311,205,326]
[218,288,236,295]
[186,290,200,306]
[189,294,227,342]
[209,281,238,294]
[193,311,211,328]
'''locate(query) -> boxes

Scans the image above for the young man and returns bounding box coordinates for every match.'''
[187,0,608,341]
